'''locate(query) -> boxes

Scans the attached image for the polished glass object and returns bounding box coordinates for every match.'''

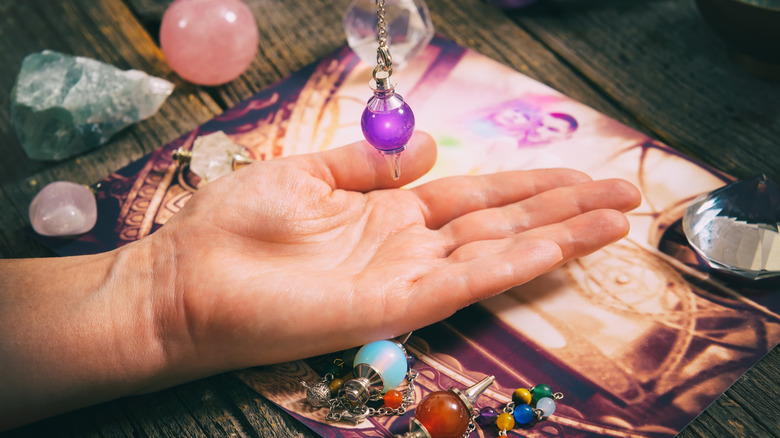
[683,174,780,279]
[402,376,494,438]
[160,0,259,85]
[29,181,97,237]
[343,0,434,70]
[352,339,408,392]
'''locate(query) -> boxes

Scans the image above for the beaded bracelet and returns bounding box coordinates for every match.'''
[477,384,564,436]
[394,379,563,438]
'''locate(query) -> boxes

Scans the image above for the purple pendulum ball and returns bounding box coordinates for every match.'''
[361,92,415,154]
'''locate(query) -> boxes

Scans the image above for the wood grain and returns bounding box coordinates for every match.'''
[0,0,777,437]
[505,0,780,181]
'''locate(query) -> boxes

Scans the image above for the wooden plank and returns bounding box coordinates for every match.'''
[1,0,777,437]
[503,0,780,181]
[118,389,209,438]
[173,378,253,437]
[212,373,317,437]
[719,345,780,434]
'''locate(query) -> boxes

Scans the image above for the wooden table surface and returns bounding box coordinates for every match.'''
[1,0,778,436]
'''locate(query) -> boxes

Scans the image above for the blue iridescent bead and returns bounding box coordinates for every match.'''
[353,340,408,392]
[513,403,535,424]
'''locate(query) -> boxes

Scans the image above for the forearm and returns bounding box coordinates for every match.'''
[0,236,173,430]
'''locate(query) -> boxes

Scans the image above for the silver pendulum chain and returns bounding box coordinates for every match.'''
[305,368,419,424]
[374,0,393,83]
[368,368,418,417]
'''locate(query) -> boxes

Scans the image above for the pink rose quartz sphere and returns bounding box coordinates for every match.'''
[160,0,259,86]
[29,181,97,237]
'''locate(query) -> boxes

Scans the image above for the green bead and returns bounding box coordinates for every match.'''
[531,384,553,403]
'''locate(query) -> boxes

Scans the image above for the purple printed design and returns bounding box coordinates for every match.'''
[40,36,779,437]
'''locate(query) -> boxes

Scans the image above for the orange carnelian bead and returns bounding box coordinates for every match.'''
[384,389,404,409]
[414,391,470,438]
[496,412,515,431]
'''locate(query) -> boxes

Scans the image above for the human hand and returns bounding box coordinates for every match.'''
[0,132,641,427]
[151,131,641,378]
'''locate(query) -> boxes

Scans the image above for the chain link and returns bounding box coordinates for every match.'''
[376,0,387,48]
[503,401,515,414]
[369,368,417,417]
[322,368,418,423]
[374,0,393,74]
[462,410,478,438]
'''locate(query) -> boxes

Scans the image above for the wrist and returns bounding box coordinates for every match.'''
[0,237,173,428]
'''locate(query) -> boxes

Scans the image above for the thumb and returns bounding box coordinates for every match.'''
[308,131,437,192]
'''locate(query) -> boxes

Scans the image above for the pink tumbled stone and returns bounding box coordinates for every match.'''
[29,181,97,237]
[160,0,259,86]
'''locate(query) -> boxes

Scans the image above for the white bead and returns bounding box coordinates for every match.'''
[536,397,556,418]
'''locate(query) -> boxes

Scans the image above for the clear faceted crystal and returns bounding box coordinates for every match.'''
[683,174,780,279]
[343,0,434,70]
[190,131,248,182]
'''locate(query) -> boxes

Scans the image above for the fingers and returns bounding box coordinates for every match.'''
[411,238,564,319]
[440,178,641,250]
[449,209,630,265]
[414,209,630,314]
[306,131,437,192]
[411,168,593,229]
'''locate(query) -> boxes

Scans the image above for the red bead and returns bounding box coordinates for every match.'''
[384,389,403,409]
[414,391,470,438]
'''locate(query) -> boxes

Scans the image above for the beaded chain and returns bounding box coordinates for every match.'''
[301,352,418,425]
[476,383,564,436]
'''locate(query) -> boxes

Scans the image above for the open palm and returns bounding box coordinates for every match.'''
[155,132,640,373]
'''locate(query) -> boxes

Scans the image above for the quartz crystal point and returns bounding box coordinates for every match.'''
[343,0,434,70]
[683,174,780,279]
[11,50,174,161]
[189,131,250,183]
[29,181,97,237]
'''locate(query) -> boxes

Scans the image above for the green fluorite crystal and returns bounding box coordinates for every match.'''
[10,50,174,161]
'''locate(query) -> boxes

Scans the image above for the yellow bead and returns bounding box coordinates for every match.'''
[329,378,345,395]
[496,412,515,431]
[512,387,532,405]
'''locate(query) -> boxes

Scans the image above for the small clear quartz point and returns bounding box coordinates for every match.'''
[175,131,252,183]
[384,152,403,181]
[683,174,780,279]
